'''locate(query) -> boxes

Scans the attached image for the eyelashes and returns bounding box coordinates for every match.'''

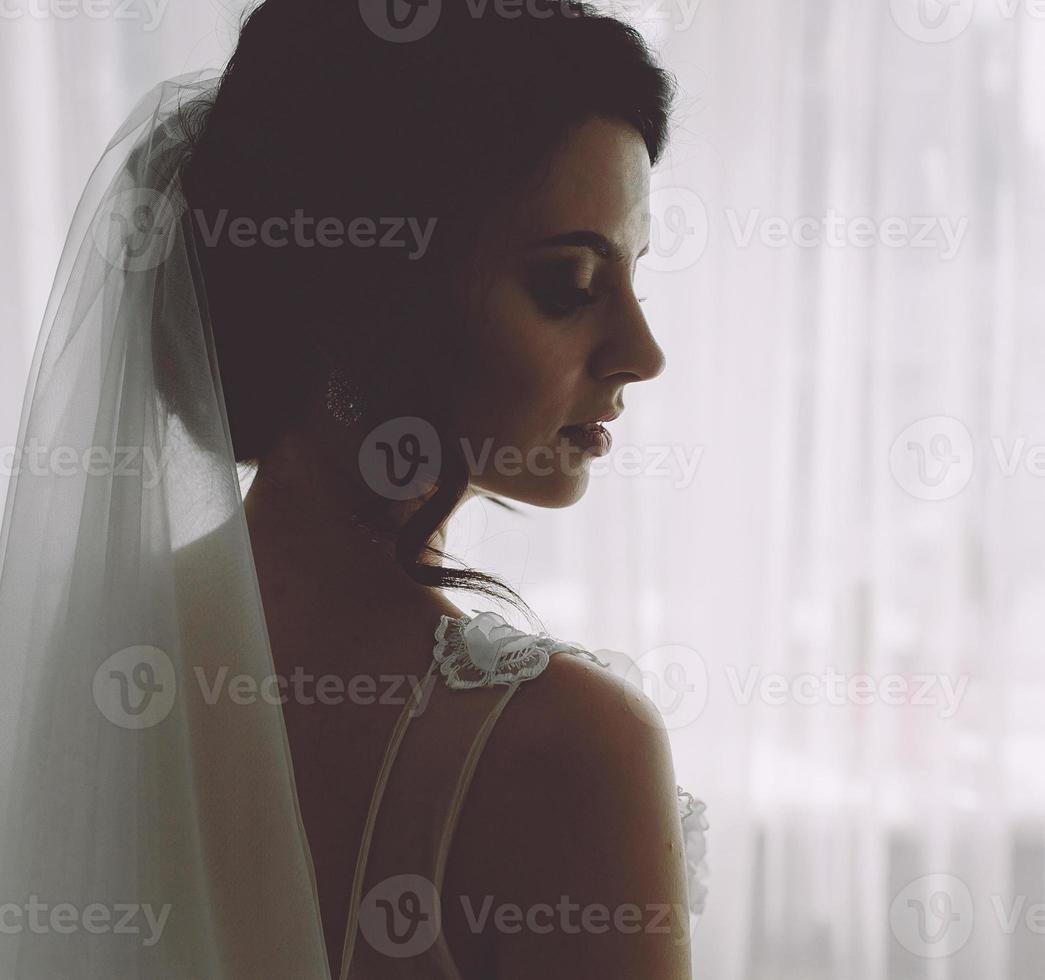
[533,283,600,318]
[527,257,596,318]
[527,258,648,320]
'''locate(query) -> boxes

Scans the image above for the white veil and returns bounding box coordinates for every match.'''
[0,71,333,978]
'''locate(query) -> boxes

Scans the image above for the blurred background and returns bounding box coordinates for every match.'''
[3,0,1044,977]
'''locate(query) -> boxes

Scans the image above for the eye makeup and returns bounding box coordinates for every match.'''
[526,256,599,319]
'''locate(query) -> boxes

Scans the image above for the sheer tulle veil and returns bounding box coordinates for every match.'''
[0,72,335,977]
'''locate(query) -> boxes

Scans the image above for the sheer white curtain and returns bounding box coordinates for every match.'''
[3,1,1044,978]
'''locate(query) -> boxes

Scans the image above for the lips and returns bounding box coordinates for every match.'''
[559,422,613,456]
[561,421,606,432]
[561,410,621,429]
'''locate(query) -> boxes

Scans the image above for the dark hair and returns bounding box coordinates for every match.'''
[176,0,676,623]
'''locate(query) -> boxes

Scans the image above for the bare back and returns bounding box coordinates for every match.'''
[236,485,702,980]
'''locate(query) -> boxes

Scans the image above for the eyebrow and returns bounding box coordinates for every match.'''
[527,230,649,263]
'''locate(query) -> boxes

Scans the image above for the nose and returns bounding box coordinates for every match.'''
[596,293,667,384]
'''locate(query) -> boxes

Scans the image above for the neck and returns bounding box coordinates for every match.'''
[243,424,453,580]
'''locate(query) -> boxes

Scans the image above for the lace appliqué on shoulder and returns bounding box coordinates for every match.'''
[676,786,709,922]
[433,610,607,690]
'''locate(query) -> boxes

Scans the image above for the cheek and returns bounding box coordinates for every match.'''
[459,289,586,447]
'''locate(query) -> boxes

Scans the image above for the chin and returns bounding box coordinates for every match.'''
[462,430,602,508]
[476,467,593,509]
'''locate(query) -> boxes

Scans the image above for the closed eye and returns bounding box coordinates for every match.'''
[532,283,600,319]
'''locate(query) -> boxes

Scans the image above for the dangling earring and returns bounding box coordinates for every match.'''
[325,364,366,427]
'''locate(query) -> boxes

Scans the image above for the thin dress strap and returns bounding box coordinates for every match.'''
[337,655,442,979]
[338,611,600,978]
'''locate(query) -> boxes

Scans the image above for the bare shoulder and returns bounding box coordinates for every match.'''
[445,646,691,979]
[489,649,679,837]
[511,648,670,754]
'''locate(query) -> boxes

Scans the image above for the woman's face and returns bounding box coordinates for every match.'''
[454,116,667,508]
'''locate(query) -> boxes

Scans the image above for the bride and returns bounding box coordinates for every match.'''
[0,1,707,977]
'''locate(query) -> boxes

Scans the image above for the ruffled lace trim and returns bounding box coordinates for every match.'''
[433,610,606,689]
[676,785,709,921]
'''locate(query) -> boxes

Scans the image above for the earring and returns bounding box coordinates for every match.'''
[325,364,366,427]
